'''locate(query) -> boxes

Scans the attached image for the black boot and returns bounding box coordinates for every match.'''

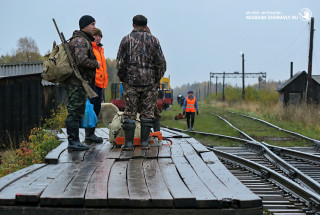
[85,127,103,143]
[122,119,136,150]
[141,119,153,148]
[153,119,160,132]
[66,121,90,151]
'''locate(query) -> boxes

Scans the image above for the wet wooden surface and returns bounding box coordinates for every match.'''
[0,127,262,214]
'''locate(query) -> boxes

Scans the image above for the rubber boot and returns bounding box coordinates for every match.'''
[85,127,103,143]
[66,121,90,151]
[122,119,136,150]
[141,119,153,149]
[153,119,160,132]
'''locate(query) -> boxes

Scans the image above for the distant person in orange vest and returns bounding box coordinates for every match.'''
[183,90,198,131]
[85,28,109,143]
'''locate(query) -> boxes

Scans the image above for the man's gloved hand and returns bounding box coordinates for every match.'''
[183,111,185,115]
[197,111,198,115]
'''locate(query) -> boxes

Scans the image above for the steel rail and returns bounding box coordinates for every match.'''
[210,112,320,195]
[227,110,320,150]
[207,146,320,212]
[163,126,320,166]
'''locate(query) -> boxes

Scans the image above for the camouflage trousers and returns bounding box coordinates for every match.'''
[153,86,161,120]
[123,83,157,120]
[65,85,87,124]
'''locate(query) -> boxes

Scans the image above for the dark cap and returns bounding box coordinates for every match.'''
[133,15,147,26]
[93,28,102,37]
[188,90,193,94]
[79,15,95,29]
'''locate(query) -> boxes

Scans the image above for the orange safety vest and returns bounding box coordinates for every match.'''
[186,97,196,112]
[92,42,108,89]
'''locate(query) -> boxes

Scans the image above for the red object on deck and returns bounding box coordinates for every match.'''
[164,98,172,105]
[111,99,125,110]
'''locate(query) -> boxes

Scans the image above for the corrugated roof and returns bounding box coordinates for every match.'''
[276,71,320,92]
[0,61,55,86]
[312,75,320,85]
[276,71,306,92]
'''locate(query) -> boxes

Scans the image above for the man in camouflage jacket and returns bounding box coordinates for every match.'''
[116,14,166,149]
[65,15,101,151]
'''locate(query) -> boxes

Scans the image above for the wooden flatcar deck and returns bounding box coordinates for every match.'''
[0,128,262,215]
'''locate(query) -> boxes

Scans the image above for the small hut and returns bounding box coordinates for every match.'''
[276,71,320,105]
[0,62,67,145]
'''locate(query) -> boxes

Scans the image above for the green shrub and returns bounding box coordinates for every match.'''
[0,106,67,177]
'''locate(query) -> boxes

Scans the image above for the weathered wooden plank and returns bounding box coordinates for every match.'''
[79,128,85,141]
[158,145,171,158]
[40,163,80,206]
[158,158,196,208]
[108,161,129,207]
[58,149,86,163]
[83,143,104,162]
[0,164,46,192]
[171,156,219,208]
[45,140,68,164]
[15,163,72,203]
[185,138,210,154]
[105,147,122,159]
[58,162,97,206]
[180,143,236,201]
[132,147,146,158]
[128,159,151,207]
[0,205,264,215]
[170,139,185,157]
[161,128,190,138]
[201,151,262,208]
[95,128,108,139]
[143,159,173,208]
[0,164,51,205]
[145,147,159,158]
[119,150,134,160]
[100,127,109,135]
[95,143,113,161]
[85,159,115,207]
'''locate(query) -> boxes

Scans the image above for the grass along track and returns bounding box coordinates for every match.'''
[210,108,312,147]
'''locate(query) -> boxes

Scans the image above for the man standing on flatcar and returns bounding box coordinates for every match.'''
[116,15,166,150]
[65,15,100,150]
[183,90,199,131]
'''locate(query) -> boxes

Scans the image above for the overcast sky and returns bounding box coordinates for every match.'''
[0,0,319,88]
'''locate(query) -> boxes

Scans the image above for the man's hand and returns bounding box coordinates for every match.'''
[97,61,101,69]
[197,111,198,115]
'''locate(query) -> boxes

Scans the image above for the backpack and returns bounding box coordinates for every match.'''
[109,112,141,147]
[42,41,73,83]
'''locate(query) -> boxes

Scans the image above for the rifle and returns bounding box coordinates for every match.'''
[52,18,97,99]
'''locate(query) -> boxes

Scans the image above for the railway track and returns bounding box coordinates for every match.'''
[162,111,320,215]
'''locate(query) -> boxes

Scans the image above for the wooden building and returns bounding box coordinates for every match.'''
[276,71,320,105]
[0,62,67,146]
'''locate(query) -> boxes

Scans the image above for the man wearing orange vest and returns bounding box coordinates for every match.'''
[183,90,199,131]
[85,28,109,143]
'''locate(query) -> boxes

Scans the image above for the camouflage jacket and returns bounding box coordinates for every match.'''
[116,29,166,87]
[65,30,98,86]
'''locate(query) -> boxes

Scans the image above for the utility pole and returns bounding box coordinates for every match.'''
[222,72,225,101]
[207,81,210,97]
[290,62,293,78]
[306,17,314,104]
[242,53,245,100]
[215,77,218,96]
[199,88,200,101]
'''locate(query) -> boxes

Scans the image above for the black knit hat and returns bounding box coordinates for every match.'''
[79,15,95,29]
[133,15,147,26]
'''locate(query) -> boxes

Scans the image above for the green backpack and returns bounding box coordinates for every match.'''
[42,41,73,83]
